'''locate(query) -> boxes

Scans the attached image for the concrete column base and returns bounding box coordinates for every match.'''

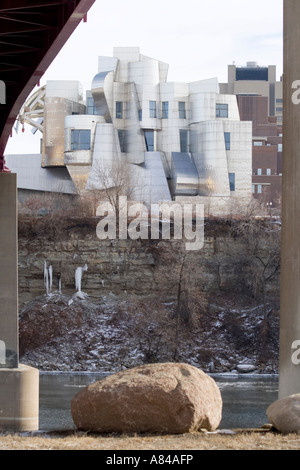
[0,364,39,432]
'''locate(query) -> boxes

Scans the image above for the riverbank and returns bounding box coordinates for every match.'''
[1,428,299,450]
[18,216,280,375]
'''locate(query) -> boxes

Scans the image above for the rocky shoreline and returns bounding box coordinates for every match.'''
[19,290,279,375]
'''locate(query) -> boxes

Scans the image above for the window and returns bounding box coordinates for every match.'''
[224,132,231,150]
[257,168,262,176]
[278,143,283,152]
[257,185,262,194]
[180,130,189,153]
[149,101,157,118]
[178,101,186,119]
[145,130,155,151]
[229,173,235,192]
[87,97,96,115]
[236,67,268,81]
[267,168,271,176]
[138,109,142,121]
[254,141,263,146]
[216,103,228,118]
[116,101,123,119]
[162,101,169,119]
[252,184,255,194]
[118,130,127,153]
[71,129,91,150]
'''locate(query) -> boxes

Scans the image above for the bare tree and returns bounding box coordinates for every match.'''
[150,240,208,361]
[231,218,281,360]
[87,159,138,218]
[232,218,280,313]
[119,298,173,363]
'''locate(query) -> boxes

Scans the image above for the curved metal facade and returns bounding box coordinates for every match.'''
[7,47,253,212]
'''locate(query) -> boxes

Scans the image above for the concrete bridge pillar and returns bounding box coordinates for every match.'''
[0,172,39,431]
[279,0,300,398]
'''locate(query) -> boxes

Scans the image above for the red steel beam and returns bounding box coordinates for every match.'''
[0,0,95,165]
[0,1,72,12]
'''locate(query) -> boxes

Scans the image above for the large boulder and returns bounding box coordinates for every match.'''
[71,363,223,434]
[267,394,300,434]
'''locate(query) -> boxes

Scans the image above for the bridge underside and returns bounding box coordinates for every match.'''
[0,0,95,161]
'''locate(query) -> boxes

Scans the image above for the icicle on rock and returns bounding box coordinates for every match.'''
[74,264,88,300]
[43,261,54,296]
[48,265,53,294]
[44,261,49,295]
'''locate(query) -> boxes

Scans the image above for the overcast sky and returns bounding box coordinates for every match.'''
[5,0,284,154]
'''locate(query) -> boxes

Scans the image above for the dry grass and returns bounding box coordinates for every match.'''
[1,429,300,451]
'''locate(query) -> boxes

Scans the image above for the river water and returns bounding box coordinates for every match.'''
[39,372,279,431]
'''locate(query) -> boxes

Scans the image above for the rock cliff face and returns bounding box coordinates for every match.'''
[18,217,279,308]
[17,216,280,374]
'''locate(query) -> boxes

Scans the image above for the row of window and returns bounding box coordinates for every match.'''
[254,142,282,151]
[69,128,156,152]
[136,100,187,120]
[69,129,236,192]
[180,131,231,152]
[142,102,228,119]
[88,96,229,121]
[255,168,272,176]
[144,130,231,153]
[70,129,232,153]
[89,100,188,120]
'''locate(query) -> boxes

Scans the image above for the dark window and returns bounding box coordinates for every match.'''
[216,103,228,118]
[116,101,123,119]
[149,101,157,118]
[236,67,268,81]
[118,130,127,153]
[179,101,186,119]
[71,129,91,150]
[87,97,96,115]
[138,109,143,121]
[162,101,169,119]
[224,132,231,150]
[229,173,235,192]
[180,129,189,152]
[145,130,154,151]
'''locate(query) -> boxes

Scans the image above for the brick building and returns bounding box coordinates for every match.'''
[237,94,282,207]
